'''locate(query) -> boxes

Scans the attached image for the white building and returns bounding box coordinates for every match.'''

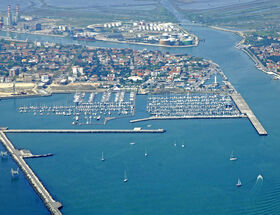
[72,66,84,76]
[41,75,49,83]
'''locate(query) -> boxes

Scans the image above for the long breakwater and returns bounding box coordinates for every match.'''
[3,128,165,133]
[231,93,267,136]
[0,131,62,215]
[0,127,165,215]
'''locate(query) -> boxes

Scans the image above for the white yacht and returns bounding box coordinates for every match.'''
[124,170,128,183]
[230,151,237,161]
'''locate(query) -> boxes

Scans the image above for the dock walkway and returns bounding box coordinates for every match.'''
[130,115,245,123]
[0,131,62,215]
[231,93,267,135]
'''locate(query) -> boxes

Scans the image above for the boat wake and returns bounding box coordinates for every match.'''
[249,174,263,195]
[245,175,280,214]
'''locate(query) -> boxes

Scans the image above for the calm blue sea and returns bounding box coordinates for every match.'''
[1,2,280,214]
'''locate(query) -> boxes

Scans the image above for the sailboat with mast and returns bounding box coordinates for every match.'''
[101,152,105,161]
[236,178,242,187]
[145,147,148,157]
[124,170,128,183]
[11,168,19,177]
[0,151,7,159]
[230,151,237,161]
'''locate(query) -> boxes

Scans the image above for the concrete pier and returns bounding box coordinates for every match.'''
[231,93,267,135]
[0,127,165,214]
[130,115,246,123]
[4,128,165,133]
[0,131,62,215]
[15,149,53,159]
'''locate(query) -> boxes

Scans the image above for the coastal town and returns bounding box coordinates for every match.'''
[0,39,223,97]
[244,34,280,77]
[0,1,275,215]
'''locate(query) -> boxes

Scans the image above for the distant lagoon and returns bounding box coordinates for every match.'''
[0,0,156,11]
[45,0,156,8]
[175,0,259,10]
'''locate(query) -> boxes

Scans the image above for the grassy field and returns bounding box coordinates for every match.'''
[173,0,280,31]
[21,1,177,27]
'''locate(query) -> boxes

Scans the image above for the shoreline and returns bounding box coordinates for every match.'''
[1,29,66,38]
[94,23,199,48]
[1,26,199,48]
[0,93,52,100]
[0,23,269,215]
[0,89,224,100]
[0,25,272,103]
[95,37,199,48]
[209,26,280,79]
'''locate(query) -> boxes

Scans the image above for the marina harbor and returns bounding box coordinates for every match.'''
[17,91,136,125]
[146,94,241,117]
[0,0,277,214]
[1,79,267,214]
[16,89,267,136]
[131,93,267,136]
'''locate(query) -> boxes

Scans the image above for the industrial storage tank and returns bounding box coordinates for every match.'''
[181,37,193,45]
[159,39,170,45]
